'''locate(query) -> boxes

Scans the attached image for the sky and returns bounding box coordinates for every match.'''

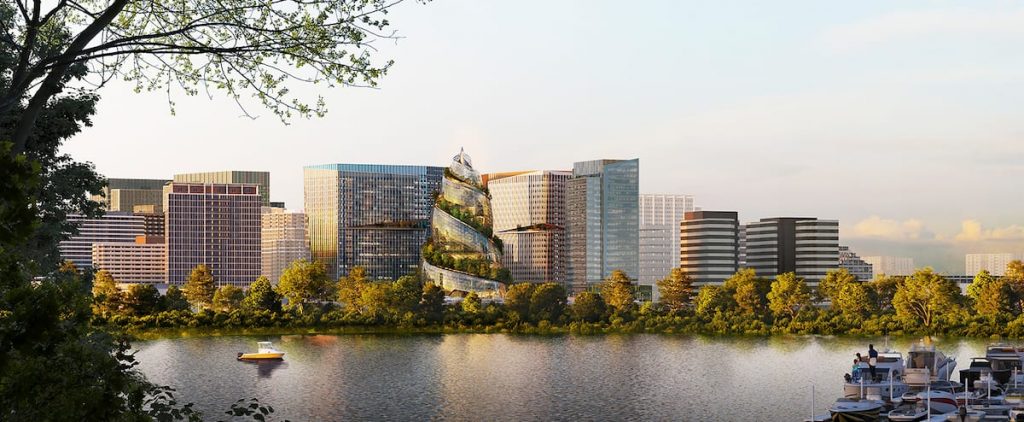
[62,0,1024,273]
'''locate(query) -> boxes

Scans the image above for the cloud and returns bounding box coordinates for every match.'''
[846,216,933,241]
[954,219,1024,242]
[822,8,1024,50]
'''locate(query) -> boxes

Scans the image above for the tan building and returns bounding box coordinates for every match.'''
[93,178,169,212]
[91,235,167,284]
[165,182,262,287]
[59,213,147,269]
[174,170,271,205]
[487,170,571,286]
[261,207,309,283]
[862,256,915,276]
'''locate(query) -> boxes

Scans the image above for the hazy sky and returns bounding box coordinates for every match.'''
[63,0,1024,273]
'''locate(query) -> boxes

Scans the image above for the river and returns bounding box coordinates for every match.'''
[134,334,994,421]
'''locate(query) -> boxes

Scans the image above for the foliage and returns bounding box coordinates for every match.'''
[461,292,482,314]
[656,268,695,313]
[242,276,282,313]
[277,259,332,310]
[163,285,190,312]
[868,275,901,312]
[336,266,369,308]
[724,268,769,315]
[212,285,246,312]
[695,285,728,316]
[420,283,445,323]
[571,291,606,323]
[967,270,997,302]
[833,281,873,318]
[818,268,857,302]
[122,284,161,317]
[530,283,567,322]
[389,275,423,316]
[420,241,510,283]
[91,268,121,315]
[892,268,962,329]
[504,283,535,320]
[767,272,811,318]
[183,264,216,309]
[600,270,635,314]
[976,278,1013,318]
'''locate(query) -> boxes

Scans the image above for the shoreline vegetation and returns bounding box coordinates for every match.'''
[99,260,1024,342]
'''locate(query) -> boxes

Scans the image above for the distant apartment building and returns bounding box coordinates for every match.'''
[487,170,571,286]
[838,245,873,281]
[164,182,262,286]
[59,213,146,269]
[640,194,696,297]
[91,235,167,284]
[133,204,165,237]
[262,207,310,283]
[566,159,639,294]
[862,256,915,276]
[93,178,169,212]
[743,217,839,283]
[680,211,740,286]
[965,253,1023,276]
[303,164,443,281]
[174,171,271,205]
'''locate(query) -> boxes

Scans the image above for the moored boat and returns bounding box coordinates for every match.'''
[828,399,883,422]
[237,341,285,361]
[905,339,956,386]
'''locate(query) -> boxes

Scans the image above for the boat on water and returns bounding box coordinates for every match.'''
[237,341,285,361]
[842,349,909,400]
[828,399,883,422]
[905,339,957,386]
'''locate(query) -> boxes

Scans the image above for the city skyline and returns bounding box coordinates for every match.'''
[60,1,1024,272]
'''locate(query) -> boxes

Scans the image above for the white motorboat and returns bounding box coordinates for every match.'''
[842,349,908,400]
[905,339,957,386]
[828,399,883,422]
[888,403,928,421]
[917,390,960,415]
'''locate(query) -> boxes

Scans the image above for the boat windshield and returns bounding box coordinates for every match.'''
[257,342,273,348]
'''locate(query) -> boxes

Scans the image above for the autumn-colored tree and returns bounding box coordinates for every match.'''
[182,264,216,309]
[833,282,874,318]
[817,268,857,302]
[695,285,728,316]
[91,269,121,314]
[336,266,369,309]
[892,268,962,328]
[975,278,1013,318]
[462,292,482,314]
[1003,260,1024,313]
[767,272,811,319]
[656,268,695,313]
[724,268,769,315]
[601,270,635,313]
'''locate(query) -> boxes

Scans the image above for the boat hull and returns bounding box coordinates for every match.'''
[237,352,285,360]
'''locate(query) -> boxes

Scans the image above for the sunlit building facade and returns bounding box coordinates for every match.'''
[566,159,639,294]
[262,207,310,284]
[92,235,167,284]
[965,253,1023,276]
[862,255,915,277]
[304,163,443,281]
[59,213,147,269]
[165,182,262,286]
[680,211,740,286]
[487,170,570,286]
[743,217,839,284]
[174,171,271,205]
[640,194,696,293]
[93,178,169,212]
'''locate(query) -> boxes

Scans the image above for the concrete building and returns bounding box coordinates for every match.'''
[639,194,696,294]
[862,256,915,276]
[91,235,167,284]
[59,213,146,269]
[262,207,310,284]
[133,204,165,237]
[838,245,873,281]
[566,159,639,294]
[93,178,169,212]
[164,182,262,286]
[304,163,443,281]
[679,211,740,285]
[487,170,571,286]
[174,171,271,205]
[965,253,1023,276]
[743,217,839,283]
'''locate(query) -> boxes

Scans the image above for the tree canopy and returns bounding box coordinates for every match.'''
[656,268,695,313]
[600,270,634,314]
[182,264,216,309]
[767,272,811,318]
[892,268,962,329]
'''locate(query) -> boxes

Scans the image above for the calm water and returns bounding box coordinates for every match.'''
[135,334,994,421]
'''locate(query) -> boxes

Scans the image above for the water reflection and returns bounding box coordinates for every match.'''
[236,359,287,378]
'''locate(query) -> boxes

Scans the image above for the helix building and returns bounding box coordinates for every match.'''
[421,149,508,298]
[487,170,570,286]
[304,163,443,281]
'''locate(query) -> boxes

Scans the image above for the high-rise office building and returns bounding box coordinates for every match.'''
[91,235,167,284]
[59,213,147,269]
[839,245,873,281]
[639,194,696,291]
[862,256,915,276]
[93,178,169,212]
[679,211,740,285]
[133,204,165,237]
[165,182,262,286]
[566,159,639,294]
[965,253,1023,276]
[422,149,506,297]
[487,170,571,286]
[174,171,271,205]
[304,163,443,281]
[262,207,310,283]
[743,217,839,283]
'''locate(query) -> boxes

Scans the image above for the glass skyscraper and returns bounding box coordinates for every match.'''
[303,164,443,281]
[566,159,640,293]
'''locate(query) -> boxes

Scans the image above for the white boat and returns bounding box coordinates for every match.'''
[237,341,285,361]
[925,408,986,422]
[828,399,883,422]
[842,349,909,400]
[917,390,960,414]
[905,339,957,386]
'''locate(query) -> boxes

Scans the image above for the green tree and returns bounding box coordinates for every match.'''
[833,282,873,318]
[600,270,635,313]
[570,291,606,323]
[656,268,695,313]
[892,268,962,328]
[695,285,728,316]
[277,259,332,310]
[530,283,567,322]
[461,292,482,314]
[724,268,769,315]
[1004,260,1024,313]
[975,278,1013,318]
[357,282,392,319]
[91,269,121,315]
[241,276,281,312]
[818,268,857,302]
[182,264,216,309]
[868,275,901,311]
[420,283,446,323]
[336,266,369,309]
[967,270,997,302]
[505,283,536,320]
[767,272,811,319]
[212,285,245,312]
[121,284,161,316]
[162,285,190,311]
[389,274,423,315]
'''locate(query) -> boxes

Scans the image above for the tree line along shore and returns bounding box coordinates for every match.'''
[87,258,1024,339]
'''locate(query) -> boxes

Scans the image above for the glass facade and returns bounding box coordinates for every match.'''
[488,170,570,286]
[566,159,640,293]
[303,164,443,281]
[261,208,310,284]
